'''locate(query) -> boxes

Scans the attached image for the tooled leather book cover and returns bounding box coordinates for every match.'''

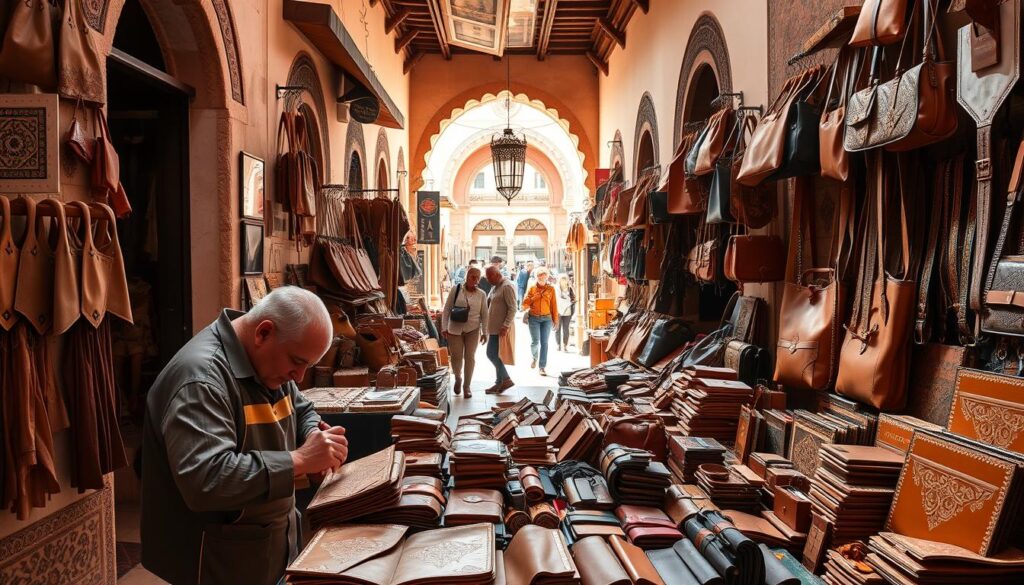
[948,368,1024,455]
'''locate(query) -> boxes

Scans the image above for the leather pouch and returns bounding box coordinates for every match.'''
[0,0,56,88]
[503,525,579,584]
[443,489,504,525]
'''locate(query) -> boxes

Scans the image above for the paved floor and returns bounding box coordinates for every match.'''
[116,315,585,583]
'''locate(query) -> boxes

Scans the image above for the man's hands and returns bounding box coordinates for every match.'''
[499,326,509,338]
[480,333,487,344]
[292,425,348,476]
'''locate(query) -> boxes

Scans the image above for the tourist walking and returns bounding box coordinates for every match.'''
[522,267,558,376]
[483,265,517,394]
[557,274,576,351]
[441,266,488,398]
[516,260,534,302]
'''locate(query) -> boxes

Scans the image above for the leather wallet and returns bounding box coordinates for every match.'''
[572,535,631,585]
[503,525,579,585]
[609,535,668,585]
[563,475,616,511]
[443,488,504,526]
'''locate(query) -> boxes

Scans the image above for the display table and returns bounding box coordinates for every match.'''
[302,386,421,461]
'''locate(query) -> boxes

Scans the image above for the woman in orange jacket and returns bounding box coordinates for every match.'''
[522,267,558,376]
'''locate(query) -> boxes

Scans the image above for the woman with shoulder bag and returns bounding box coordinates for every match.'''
[522,267,559,375]
[441,265,488,398]
[557,274,576,352]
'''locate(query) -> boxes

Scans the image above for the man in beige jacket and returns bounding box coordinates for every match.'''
[484,264,517,394]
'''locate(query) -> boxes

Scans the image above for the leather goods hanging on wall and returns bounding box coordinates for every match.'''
[727,115,777,229]
[959,0,1020,328]
[66,99,95,163]
[648,190,670,224]
[981,140,1024,337]
[58,0,105,104]
[686,123,712,177]
[669,131,705,214]
[844,1,958,152]
[0,0,57,88]
[695,107,736,176]
[738,70,819,187]
[91,108,132,218]
[849,0,909,47]
[819,49,854,182]
[723,234,786,283]
[836,155,916,410]
[775,180,852,392]
[708,159,736,224]
[771,71,823,181]
[628,173,654,227]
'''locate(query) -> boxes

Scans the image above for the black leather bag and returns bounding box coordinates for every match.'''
[649,190,670,224]
[450,284,470,323]
[686,124,712,176]
[771,96,821,181]
[707,160,735,224]
[723,339,772,386]
[638,319,695,367]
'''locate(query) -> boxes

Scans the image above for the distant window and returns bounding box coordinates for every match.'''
[533,172,546,190]
[473,172,485,189]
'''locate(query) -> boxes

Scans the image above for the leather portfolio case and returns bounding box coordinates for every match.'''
[443,489,504,525]
[948,368,1024,454]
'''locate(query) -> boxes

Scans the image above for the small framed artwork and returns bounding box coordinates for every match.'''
[241,219,265,275]
[0,93,60,193]
[243,275,269,307]
[239,151,265,221]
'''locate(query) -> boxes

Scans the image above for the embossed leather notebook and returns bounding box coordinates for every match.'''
[948,368,1024,454]
[886,431,1024,556]
[307,446,405,527]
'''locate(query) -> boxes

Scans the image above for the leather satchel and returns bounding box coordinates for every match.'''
[687,236,719,283]
[707,160,735,224]
[0,0,56,88]
[637,319,694,367]
[738,70,820,187]
[849,0,909,47]
[981,139,1024,337]
[723,234,786,283]
[668,132,706,214]
[603,415,667,462]
[91,109,132,217]
[844,4,957,152]
[820,50,854,182]
[695,107,736,176]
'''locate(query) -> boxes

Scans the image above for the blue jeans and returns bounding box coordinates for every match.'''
[528,315,553,368]
[486,334,510,383]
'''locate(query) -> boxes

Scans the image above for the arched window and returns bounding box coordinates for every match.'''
[349,152,363,190]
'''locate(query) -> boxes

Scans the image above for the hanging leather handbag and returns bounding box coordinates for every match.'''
[774,179,853,392]
[737,70,818,187]
[820,49,854,182]
[723,234,786,283]
[58,0,105,104]
[449,284,470,323]
[845,3,958,152]
[648,190,670,223]
[835,155,916,410]
[707,159,736,224]
[0,0,57,88]
[356,324,400,370]
[770,72,823,181]
[638,318,695,367]
[627,174,652,227]
[849,0,909,47]
[686,123,712,177]
[695,107,736,176]
[981,139,1024,337]
[643,226,664,281]
[66,99,95,164]
[668,132,704,214]
[687,236,718,283]
[615,184,635,227]
[91,108,132,217]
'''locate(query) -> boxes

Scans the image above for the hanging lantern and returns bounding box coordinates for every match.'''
[490,127,527,205]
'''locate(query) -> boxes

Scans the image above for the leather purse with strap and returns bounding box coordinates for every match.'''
[981,139,1024,337]
[849,0,910,47]
[819,48,856,182]
[58,0,105,105]
[0,0,56,88]
[695,107,736,176]
[724,232,786,284]
[737,70,819,187]
[668,131,706,215]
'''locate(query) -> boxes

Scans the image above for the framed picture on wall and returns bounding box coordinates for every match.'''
[239,151,265,221]
[241,219,264,275]
[0,93,60,193]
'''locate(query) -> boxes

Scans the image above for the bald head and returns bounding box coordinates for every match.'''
[485,265,502,285]
[244,286,332,342]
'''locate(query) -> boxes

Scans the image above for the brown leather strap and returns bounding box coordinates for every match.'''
[982,139,1024,308]
[986,290,1024,309]
[972,126,997,314]
[916,159,947,343]
[955,158,978,343]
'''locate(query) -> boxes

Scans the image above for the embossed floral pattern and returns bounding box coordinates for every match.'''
[959,394,1024,449]
[911,457,996,530]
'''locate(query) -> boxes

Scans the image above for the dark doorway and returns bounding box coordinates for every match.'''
[107,0,193,410]
[349,151,364,190]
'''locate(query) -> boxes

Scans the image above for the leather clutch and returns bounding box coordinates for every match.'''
[503,525,579,585]
[443,489,504,526]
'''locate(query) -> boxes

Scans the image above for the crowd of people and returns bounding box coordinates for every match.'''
[441,256,577,395]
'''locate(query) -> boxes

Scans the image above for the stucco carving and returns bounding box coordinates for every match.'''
[767,0,846,98]
[375,128,392,187]
[286,53,331,178]
[211,0,244,104]
[673,14,733,148]
[633,92,659,177]
[345,120,367,186]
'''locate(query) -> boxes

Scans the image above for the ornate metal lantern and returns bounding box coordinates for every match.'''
[490,126,526,205]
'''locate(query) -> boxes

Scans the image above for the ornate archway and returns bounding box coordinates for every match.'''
[633,92,659,179]
[375,128,391,190]
[285,53,331,178]
[345,120,367,187]
[673,14,733,147]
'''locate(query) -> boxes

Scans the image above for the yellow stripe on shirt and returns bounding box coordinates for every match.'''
[243,395,293,425]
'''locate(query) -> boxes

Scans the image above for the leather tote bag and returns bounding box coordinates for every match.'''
[638,318,694,367]
[0,0,57,88]
[695,107,735,176]
[981,139,1024,337]
[844,2,958,152]
[91,108,132,217]
[58,0,105,104]
[737,70,819,187]
[849,0,909,47]
[770,70,824,181]
[723,233,786,283]
[685,123,712,177]
[820,49,856,182]
[836,155,917,410]
[668,132,704,214]
[774,178,853,392]
[708,160,736,224]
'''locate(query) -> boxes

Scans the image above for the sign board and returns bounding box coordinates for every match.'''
[349,97,380,124]
[417,191,440,244]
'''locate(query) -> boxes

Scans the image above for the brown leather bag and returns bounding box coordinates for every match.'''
[849,0,909,47]
[602,414,667,462]
[981,139,1024,337]
[66,99,95,164]
[819,50,854,182]
[58,0,105,104]
[774,179,853,392]
[91,108,132,218]
[737,70,818,187]
[845,2,958,152]
[695,107,735,176]
[627,174,654,227]
[723,234,786,283]
[687,237,718,283]
[0,0,57,88]
[356,322,400,371]
[667,132,704,214]
[836,155,916,410]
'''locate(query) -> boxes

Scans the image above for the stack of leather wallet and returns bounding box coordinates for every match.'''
[616,505,683,549]
[562,510,626,543]
[695,464,761,513]
[867,531,1024,585]
[672,376,755,444]
[823,544,885,585]
[287,523,496,585]
[558,417,603,463]
[601,444,672,506]
[402,451,443,479]
[442,488,503,526]
[668,436,726,483]
[416,368,450,412]
[682,510,765,585]
[562,474,615,510]
[529,502,561,529]
[391,415,452,453]
[307,446,405,528]
[787,410,868,479]
[503,525,580,584]
[449,439,510,489]
[371,476,446,528]
[512,425,557,465]
[808,444,904,546]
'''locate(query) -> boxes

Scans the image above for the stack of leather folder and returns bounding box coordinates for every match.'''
[672,375,754,444]
[668,436,726,483]
[503,525,580,584]
[402,451,443,479]
[695,464,761,513]
[867,532,1024,585]
[601,444,672,506]
[307,446,405,529]
[416,368,450,411]
[615,505,683,549]
[287,523,496,585]
[808,444,904,546]
[391,415,451,453]
[449,439,510,489]
[546,402,603,463]
[511,425,557,465]
[562,510,625,543]
[371,476,446,528]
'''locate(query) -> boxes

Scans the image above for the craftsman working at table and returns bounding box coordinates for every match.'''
[141,286,348,585]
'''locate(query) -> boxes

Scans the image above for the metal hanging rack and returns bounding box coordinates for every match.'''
[275,85,306,100]
[710,91,744,111]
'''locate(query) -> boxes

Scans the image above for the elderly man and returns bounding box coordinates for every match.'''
[484,265,517,394]
[141,287,347,585]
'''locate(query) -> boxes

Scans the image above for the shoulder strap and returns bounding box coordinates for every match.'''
[916,159,948,343]
[983,139,1024,300]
